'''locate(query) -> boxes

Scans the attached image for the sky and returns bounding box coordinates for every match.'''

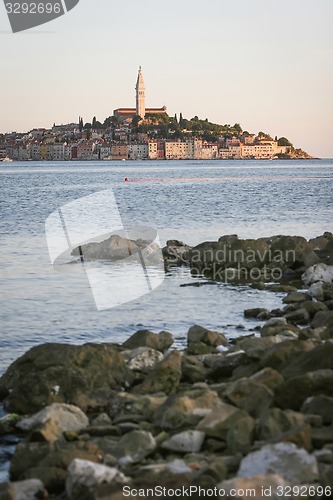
[0,0,332,157]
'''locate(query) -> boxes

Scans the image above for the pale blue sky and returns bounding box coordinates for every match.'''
[1,0,332,157]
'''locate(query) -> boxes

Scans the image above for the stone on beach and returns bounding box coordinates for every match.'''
[122,329,173,353]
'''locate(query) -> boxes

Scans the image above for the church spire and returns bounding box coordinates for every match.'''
[135,66,145,120]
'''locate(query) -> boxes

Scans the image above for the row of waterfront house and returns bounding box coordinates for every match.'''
[0,126,291,162]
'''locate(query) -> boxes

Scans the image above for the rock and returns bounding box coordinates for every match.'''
[196,404,248,440]
[224,379,274,417]
[121,347,163,372]
[205,351,247,381]
[308,282,333,302]
[269,284,298,293]
[248,367,284,391]
[311,426,333,449]
[226,415,255,455]
[301,300,328,318]
[122,330,173,353]
[154,388,222,430]
[162,240,192,269]
[133,350,182,395]
[0,343,134,413]
[283,291,311,304]
[321,325,333,340]
[260,339,316,372]
[187,325,228,355]
[244,308,270,319]
[101,430,156,463]
[0,414,22,436]
[91,413,112,427]
[302,263,333,286]
[17,404,89,437]
[275,369,333,410]
[108,392,166,423]
[10,479,46,500]
[236,336,287,360]
[218,475,290,500]
[257,408,306,441]
[301,394,333,425]
[285,308,310,325]
[260,318,288,337]
[281,342,333,379]
[161,430,205,453]
[66,459,126,500]
[181,355,207,384]
[237,442,319,483]
[311,310,333,328]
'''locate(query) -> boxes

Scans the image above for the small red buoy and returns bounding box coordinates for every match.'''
[125,177,129,182]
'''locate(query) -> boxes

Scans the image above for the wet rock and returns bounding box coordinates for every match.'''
[0,414,22,436]
[0,343,134,414]
[244,308,270,319]
[260,318,288,337]
[270,235,319,271]
[161,430,205,453]
[283,291,311,304]
[301,394,333,425]
[237,442,319,483]
[122,330,173,353]
[187,325,228,355]
[66,458,126,500]
[9,479,46,500]
[154,388,222,430]
[285,308,310,325]
[17,404,89,436]
[121,347,163,373]
[196,404,248,440]
[303,263,333,286]
[275,370,333,410]
[224,379,274,418]
[133,350,182,395]
[301,300,328,318]
[218,475,290,500]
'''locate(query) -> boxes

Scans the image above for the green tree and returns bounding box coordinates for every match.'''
[278,137,292,146]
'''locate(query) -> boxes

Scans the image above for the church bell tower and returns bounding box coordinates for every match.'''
[135,66,146,120]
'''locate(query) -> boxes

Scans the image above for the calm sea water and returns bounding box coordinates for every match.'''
[1,159,333,375]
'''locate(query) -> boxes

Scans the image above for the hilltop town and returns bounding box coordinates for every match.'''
[0,68,313,162]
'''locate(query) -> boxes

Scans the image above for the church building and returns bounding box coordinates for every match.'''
[114,67,167,121]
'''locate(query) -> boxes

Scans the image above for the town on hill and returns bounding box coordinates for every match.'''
[0,68,312,162]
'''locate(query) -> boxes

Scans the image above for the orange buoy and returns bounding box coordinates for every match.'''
[125,177,129,182]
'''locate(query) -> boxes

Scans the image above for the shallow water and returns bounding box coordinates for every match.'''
[0,159,332,374]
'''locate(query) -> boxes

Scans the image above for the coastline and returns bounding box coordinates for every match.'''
[1,232,333,498]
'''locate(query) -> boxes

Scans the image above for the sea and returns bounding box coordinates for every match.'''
[1,159,333,376]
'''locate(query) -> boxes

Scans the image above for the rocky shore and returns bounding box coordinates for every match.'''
[0,233,333,499]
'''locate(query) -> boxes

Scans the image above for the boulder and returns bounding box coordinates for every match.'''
[121,347,163,372]
[275,370,333,410]
[154,388,222,430]
[311,426,333,449]
[17,404,89,437]
[282,291,311,304]
[122,330,173,353]
[205,351,247,381]
[106,430,156,462]
[260,318,288,337]
[181,355,207,384]
[301,395,333,425]
[161,430,205,453]
[237,442,319,483]
[162,240,192,269]
[248,367,284,391]
[66,459,126,500]
[108,392,166,423]
[311,310,333,328]
[132,350,182,395]
[226,415,255,455]
[187,325,228,355]
[285,308,310,325]
[0,343,134,413]
[260,339,316,372]
[302,263,333,286]
[196,403,248,440]
[236,336,287,360]
[257,408,306,441]
[224,379,274,418]
[244,308,270,319]
[10,479,46,500]
[281,342,333,379]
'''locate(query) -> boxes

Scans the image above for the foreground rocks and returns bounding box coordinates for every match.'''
[0,232,333,498]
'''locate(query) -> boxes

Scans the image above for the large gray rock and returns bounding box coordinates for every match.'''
[0,343,134,413]
[66,459,126,500]
[303,263,333,286]
[301,395,333,425]
[224,379,274,417]
[196,403,248,439]
[17,403,89,434]
[107,430,156,462]
[10,479,46,500]
[133,350,182,395]
[187,325,228,355]
[121,347,163,372]
[237,442,319,483]
[161,430,205,453]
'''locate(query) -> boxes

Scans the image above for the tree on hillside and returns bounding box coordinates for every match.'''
[278,137,292,146]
